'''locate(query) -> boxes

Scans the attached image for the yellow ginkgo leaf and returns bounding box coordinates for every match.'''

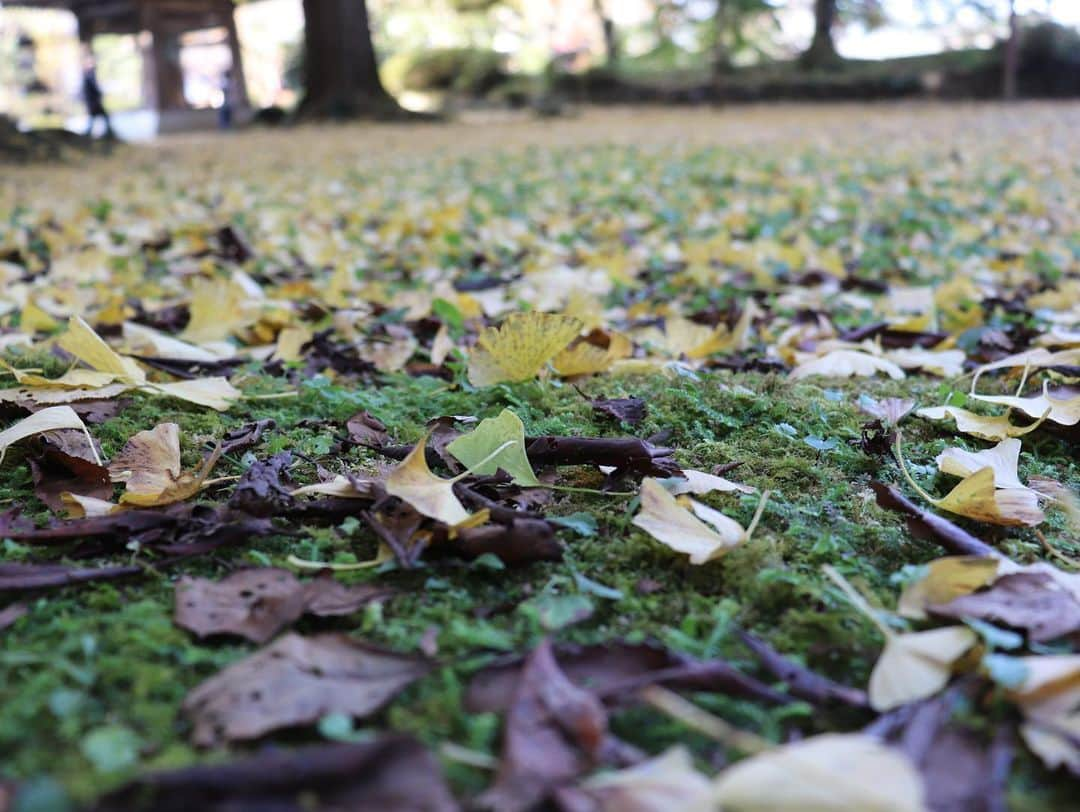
[713,733,927,812]
[1002,655,1080,775]
[181,276,253,344]
[582,746,714,812]
[790,350,905,381]
[467,312,582,386]
[935,438,1028,490]
[824,565,976,712]
[20,300,59,333]
[885,348,966,378]
[916,405,1044,442]
[123,321,221,362]
[553,329,633,377]
[897,434,1044,527]
[0,405,93,465]
[273,326,314,363]
[61,492,122,518]
[109,423,222,507]
[0,359,120,390]
[971,348,1080,385]
[144,378,241,412]
[669,469,756,496]
[969,384,1080,427]
[632,478,766,565]
[385,433,471,525]
[897,556,1001,619]
[429,323,455,366]
[291,475,376,499]
[869,626,978,711]
[358,333,418,373]
[56,315,145,384]
[924,467,1043,527]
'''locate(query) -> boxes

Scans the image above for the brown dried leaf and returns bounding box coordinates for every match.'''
[183,633,429,746]
[930,572,1080,643]
[174,568,394,643]
[478,639,607,811]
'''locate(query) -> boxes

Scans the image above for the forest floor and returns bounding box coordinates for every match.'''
[1,104,1078,811]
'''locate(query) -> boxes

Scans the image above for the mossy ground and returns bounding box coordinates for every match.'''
[2,371,1076,807]
[2,107,1079,808]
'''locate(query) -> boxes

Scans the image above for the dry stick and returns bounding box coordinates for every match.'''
[0,562,143,593]
[640,684,770,754]
[737,630,868,708]
[359,509,416,569]
[869,481,1000,559]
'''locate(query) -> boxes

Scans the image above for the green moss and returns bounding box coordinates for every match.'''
[3,367,1074,804]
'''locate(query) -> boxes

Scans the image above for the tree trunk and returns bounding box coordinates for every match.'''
[801,0,840,68]
[298,0,400,118]
[592,0,617,65]
[712,0,730,78]
[1002,0,1019,99]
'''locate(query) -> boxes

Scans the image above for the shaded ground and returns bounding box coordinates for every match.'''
[0,105,1078,809]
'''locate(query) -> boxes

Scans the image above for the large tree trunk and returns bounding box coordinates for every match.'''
[712,0,730,78]
[801,0,840,68]
[592,0,617,65]
[298,0,401,118]
[1002,0,1019,99]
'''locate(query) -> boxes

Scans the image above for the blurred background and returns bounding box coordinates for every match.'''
[1,0,1079,140]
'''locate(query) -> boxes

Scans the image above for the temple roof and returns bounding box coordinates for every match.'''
[9,1,233,36]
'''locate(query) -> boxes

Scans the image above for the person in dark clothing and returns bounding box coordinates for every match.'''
[82,57,114,139]
[218,68,235,130]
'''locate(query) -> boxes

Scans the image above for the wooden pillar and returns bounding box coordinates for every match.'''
[139,1,187,112]
[221,2,249,109]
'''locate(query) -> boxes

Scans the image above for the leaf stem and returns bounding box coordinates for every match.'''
[823,564,894,639]
[893,431,938,505]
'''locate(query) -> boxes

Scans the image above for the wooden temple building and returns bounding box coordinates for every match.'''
[10,0,248,131]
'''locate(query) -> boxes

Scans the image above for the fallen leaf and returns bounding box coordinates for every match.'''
[345,410,390,447]
[669,469,755,496]
[915,405,1043,442]
[174,568,393,643]
[122,321,221,362]
[183,633,428,746]
[859,396,916,425]
[447,408,539,486]
[385,433,472,525]
[143,378,241,411]
[913,467,1044,527]
[57,315,146,384]
[869,626,978,712]
[632,478,765,564]
[109,423,222,507]
[467,312,582,386]
[0,406,93,465]
[587,395,646,425]
[579,746,714,812]
[969,384,1079,427]
[790,350,905,381]
[935,438,1029,490]
[713,733,927,812]
[930,572,1080,643]
[825,565,976,711]
[897,556,1002,619]
[478,639,607,811]
[885,348,966,377]
[1001,655,1080,775]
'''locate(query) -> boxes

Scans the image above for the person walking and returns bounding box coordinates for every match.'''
[82,56,115,139]
[218,68,237,130]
